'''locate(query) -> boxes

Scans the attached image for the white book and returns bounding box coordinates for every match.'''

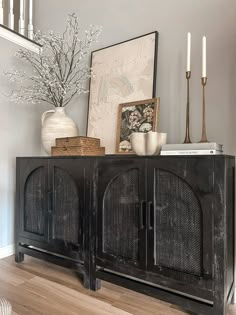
[160,149,223,156]
[162,142,223,151]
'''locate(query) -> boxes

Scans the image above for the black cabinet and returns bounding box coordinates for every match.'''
[95,155,235,315]
[16,155,235,315]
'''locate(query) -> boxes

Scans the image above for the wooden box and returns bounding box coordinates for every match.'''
[51,145,105,156]
[56,136,100,148]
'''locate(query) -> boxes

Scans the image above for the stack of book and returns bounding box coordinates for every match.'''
[161,142,223,156]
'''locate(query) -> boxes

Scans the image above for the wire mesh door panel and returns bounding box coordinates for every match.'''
[147,157,214,293]
[18,158,49,242]
[154,169,202,276]
[48,159,86,261]
[103,169,139,261]
[97,159,146,271]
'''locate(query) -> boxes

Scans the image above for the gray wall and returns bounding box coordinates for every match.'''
[0,0,236,249]
[34,0,236,152]
[0,40,46,248]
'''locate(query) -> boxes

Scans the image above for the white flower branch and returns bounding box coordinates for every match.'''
[6,13,102,107]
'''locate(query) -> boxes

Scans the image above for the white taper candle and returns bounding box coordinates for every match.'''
[187,32,191,72]
[8,0,14,30]
[202,36,206,78]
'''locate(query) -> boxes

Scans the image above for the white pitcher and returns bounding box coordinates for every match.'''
[41,107,78,154]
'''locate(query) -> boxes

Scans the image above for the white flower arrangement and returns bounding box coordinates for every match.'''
[6,14,102,107]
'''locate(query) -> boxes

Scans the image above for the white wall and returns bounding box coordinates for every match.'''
[34,0,236,154]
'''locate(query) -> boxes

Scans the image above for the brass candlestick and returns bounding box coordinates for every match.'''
[183,71,191,143]
[199,77,208,143]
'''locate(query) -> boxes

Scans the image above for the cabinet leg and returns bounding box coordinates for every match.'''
[89,256,101,291]
[83,272,90,289]
[212,303,227,315]
[83,272,101,291]
[90,278,101,291]
[15,249,24,263]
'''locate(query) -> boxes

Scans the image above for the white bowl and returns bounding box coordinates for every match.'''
[130,131,167,156]
[130,132,146,155]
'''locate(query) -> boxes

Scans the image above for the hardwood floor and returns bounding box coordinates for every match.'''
[0,255,235,315]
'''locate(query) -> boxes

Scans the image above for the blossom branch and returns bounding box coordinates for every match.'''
[6,13,102,107]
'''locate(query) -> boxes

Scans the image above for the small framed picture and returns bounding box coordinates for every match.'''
[116,98,160,154]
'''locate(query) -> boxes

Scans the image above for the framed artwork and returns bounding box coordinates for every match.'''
[86,31,158,154]
[116,98,159,154]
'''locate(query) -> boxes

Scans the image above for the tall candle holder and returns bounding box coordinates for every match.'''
[199,77,208,143]
[183,71,191,143]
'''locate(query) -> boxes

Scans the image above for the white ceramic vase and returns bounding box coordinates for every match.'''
[41,107,78,154]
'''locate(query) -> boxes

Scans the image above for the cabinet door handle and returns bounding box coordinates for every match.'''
[139,200,146,229]
[48,191,52,214]
[148,201,154,230]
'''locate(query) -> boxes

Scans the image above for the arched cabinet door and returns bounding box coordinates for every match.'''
[17,158,49,242]
[96,158,146,273]
[48,159,88,262]
[147,157,214,297]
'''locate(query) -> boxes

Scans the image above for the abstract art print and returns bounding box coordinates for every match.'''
[87,32,158,154]
[116,98,159,153]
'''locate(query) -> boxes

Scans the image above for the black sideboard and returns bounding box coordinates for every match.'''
[15,155,235,315]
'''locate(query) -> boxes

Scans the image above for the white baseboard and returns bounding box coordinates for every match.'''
[0,244,15,259]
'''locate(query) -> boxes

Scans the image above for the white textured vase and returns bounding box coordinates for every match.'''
[41,107,78,154]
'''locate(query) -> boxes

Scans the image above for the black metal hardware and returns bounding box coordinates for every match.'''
[48,191,52,214]
[148,201,154,230]
[139,200,146,229]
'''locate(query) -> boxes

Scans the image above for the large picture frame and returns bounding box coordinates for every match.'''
[86,31,158,154]
[116,98,160,154]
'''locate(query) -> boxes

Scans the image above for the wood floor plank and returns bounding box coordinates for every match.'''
[2,256,125,305]
[18,276,131,315]
[228,305,236,315]
[2,255,84,291]
[1,256,236,315]
[112,293,188,315]
[0,260,34,286]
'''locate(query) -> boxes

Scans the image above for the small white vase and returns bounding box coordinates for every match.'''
[41,107,78,154]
